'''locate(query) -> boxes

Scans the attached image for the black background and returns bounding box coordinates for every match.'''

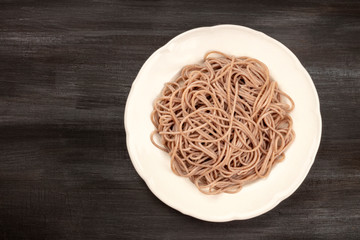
[0,0,359,239]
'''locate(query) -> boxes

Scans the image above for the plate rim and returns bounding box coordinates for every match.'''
[124,24,322,222]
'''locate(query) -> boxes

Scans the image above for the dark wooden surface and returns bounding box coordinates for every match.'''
[0,0,359,239]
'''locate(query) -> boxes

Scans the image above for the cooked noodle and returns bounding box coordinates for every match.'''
[151,51,295,194]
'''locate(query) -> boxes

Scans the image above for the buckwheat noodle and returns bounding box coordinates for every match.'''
[151,51,295,195]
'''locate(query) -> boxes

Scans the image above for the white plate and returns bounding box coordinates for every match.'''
[124,25,322,222]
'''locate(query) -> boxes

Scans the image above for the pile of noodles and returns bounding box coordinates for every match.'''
[151,51,295,194]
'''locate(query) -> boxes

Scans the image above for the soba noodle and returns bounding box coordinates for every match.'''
[151,51,295,194]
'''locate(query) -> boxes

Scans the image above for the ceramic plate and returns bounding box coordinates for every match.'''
[124,25,322,222]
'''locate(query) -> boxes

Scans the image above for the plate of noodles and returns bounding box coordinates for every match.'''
[124,24,322,222]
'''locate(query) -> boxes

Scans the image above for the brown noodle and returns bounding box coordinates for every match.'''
[151,51,295,194]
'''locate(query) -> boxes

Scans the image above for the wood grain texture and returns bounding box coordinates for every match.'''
[0,0,359,239]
